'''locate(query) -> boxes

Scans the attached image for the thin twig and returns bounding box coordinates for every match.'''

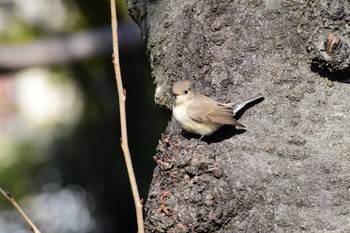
[0,187,41,233]
[110,1,144,233]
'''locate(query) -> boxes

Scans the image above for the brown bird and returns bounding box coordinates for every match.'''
[172,80,263,138]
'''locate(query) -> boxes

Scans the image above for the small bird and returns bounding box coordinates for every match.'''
[172,80,263,138]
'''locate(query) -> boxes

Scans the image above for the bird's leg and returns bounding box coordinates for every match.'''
[193,135,206,148]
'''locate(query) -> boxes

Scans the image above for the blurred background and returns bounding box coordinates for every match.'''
[0,0,167,232]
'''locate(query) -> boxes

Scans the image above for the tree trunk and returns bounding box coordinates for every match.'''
[127,0,350,232]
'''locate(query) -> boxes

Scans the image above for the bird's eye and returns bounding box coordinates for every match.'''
[184,89,189,95]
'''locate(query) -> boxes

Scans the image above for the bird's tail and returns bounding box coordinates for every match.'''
[227,94,264,115]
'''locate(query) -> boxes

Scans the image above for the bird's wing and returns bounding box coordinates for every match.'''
[187,94,244,127]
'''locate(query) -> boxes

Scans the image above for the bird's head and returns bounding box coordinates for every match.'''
[172,80,195,104]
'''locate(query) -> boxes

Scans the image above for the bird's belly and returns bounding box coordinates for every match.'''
[173,105,220,136]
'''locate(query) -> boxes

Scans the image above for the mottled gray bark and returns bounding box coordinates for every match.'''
[127,0,350,232]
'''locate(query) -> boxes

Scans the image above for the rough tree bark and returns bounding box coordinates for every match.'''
[127,0,350,232]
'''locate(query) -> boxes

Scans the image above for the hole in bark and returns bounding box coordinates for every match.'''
[310,63,350,83]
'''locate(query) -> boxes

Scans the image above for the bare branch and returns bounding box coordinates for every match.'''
[0,187,42,233]
[110,1,144,233]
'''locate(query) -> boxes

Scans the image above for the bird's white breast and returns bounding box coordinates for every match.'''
[173,101,193,129]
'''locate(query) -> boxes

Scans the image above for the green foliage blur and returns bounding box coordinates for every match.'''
[0,0,166,232]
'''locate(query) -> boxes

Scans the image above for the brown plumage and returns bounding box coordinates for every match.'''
[187,94,245,128]
[172,80,263,137]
